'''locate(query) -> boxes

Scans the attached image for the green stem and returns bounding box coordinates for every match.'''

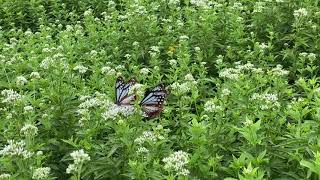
[77,163,83,180]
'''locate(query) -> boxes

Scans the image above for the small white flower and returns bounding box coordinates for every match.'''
[169,59,177,66]
[219,68,240,80]
[79,97,103,109]
[171,82,192,94]
[32,167,51,180]
[190,0,209,7]
[221,88,231,97]
[84,9,92,16]
[16,76,28,86]
[101,66,117,76]
[133,41,139,46]
[253,2,265,13]
[128,83,145,97]
[0,173,11,179]
[36,151,43,156]
[136,147,149,154]
[270,64,289,76]
[1,89,22,103]
[250,93,280,110]
[204,100,222,112]
[134,131,162,145]
[163,151,189,176]
[168,0,180,6]
[259,42,268,50]
[70,149,91,165]
[179,35,189,41]
[102,104,136,120]
[299,52,308,57]
[194,47,201,52]
[184,74,195,81]
[66,163,77,174]
[73,65,88,74]
[149,46,160,57]
[24,105,34,112]
[30,72,40,79]
[216,55,224,64]
[243,119,253,126]
[0,140,33,159]
[140,68,150,75]
[308,53,316,60]
[40,57,52,69]
[20,123,38,137]
[180,82,191,93]
[293,8,308,18]
[115,65,125,70]
[90,50,97,56]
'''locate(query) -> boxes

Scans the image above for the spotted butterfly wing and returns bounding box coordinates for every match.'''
[140,83,168,118]
[115,76,136,105]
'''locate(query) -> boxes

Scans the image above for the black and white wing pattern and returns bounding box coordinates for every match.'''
[115,76,136,105]
[140,83,168,118]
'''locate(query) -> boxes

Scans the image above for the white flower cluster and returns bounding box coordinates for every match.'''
[171,75,197,95]
[204,99,222,112]
[0,140,33,159]
[24,105,34,112]
[253,2,266,13]
[269,64,289,76]
[16,75,28,86]
[149,46,160,57]
[163,151,190,176]
[73,65,88,74]
[77,93,112,126]
[219,62,264,80]
[30,72,41,79]
[299,52,317,61]
[134,131,164,145]
[66,149,90,174]
[251,93,280,110]
[231,2,244,11]
[171,82,191,94]
[219,68,241,80]
[136,147,149,154]
[101,66,117,76]
[32,167,51,180]
[101,104,136,120]
[293,8,308,18]
[79,97,103,109]
[20,123,38,137]
[84,9,93,17]
[168,0,180,6]
[259,42,268,50]
[40,52,66,69]
[221,88,231,97]
[1,89,22,103]
[140,68,150,75]
[216,55,224,64]
[169,59,177,66]
[0,173,11,179]
[128,83,145,97]
[190,0,209,8]
[184,74,195,81]
[40,57,53,69]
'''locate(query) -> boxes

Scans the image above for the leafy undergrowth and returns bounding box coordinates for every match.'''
[1,0,320,179]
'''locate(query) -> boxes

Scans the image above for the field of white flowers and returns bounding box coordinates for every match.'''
[1,0,320,179]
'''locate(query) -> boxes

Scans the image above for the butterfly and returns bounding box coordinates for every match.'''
[140,83,169,118]
[115,76,137,105]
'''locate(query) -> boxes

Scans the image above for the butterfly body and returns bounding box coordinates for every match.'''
[115,76,137,106]
[140,83,168,118]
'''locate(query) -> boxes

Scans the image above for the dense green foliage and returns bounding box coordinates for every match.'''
[1,0,320,179]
